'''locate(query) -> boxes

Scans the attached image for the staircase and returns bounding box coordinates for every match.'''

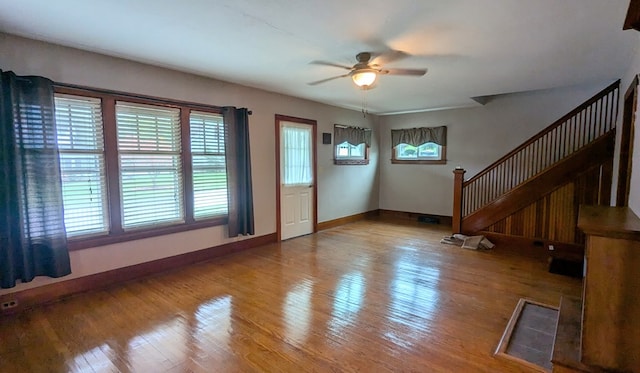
[452,80,620,257]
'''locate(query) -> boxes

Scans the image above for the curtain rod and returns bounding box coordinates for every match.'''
[334,124,371,130]
[54,82,252,115]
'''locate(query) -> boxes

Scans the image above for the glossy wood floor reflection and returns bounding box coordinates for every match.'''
[0,219,582,372]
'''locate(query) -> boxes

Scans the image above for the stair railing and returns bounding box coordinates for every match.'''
[452,80,619,233]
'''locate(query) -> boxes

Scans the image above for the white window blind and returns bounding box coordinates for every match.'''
[116,102,183,229]
[189,111,228,219]
[55,94,108,237]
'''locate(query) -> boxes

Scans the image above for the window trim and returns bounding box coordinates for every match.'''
[333,125,370,165]
[55,86,228,251]
[334,149,370,165]
[67,218,227,250]
[391,142,447,164]
[334,142,369,165]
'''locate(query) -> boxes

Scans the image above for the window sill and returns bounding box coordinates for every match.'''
[391,159,447,165]
[68,216,228,251]
[334,159,369,165]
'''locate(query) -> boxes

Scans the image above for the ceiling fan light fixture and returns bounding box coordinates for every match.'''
[351,69,377,87]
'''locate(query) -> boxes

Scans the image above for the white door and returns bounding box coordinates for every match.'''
[280,121,314,240]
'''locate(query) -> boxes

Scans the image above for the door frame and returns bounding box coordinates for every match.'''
[617,75,638,206]
[275,114,318,241]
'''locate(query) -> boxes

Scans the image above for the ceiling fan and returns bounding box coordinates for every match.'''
[308,51,427,89]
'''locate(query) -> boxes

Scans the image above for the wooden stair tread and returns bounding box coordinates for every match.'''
[551,297,603,372]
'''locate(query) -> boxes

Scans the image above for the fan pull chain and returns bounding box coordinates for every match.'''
[361,89,368,118]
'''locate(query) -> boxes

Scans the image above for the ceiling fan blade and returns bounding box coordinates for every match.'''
[309,60,353,70]
[383,68,428,76]
[307,74,350,86]
[371,50,410,66]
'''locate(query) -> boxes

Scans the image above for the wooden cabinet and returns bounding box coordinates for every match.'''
[578,206,640,372]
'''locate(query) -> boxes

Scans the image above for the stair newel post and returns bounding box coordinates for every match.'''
[452,167,466,234]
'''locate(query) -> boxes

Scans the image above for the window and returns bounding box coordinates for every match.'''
[336,142,365,159]
[55,94,108,237]
[334,125,370,165]
[116,102,184,229]
[53,88,228,249]
[395,142,442,160]
[190,111,228,219]
[391,126,447,164]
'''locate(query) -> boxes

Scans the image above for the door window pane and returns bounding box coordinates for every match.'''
[282,126,312,185]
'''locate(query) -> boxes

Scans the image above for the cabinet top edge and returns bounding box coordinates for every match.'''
[578,205,640,240]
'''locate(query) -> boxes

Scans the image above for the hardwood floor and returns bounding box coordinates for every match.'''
[0,218,582,372]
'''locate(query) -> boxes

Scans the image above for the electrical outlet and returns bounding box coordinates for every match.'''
[548,245,555,251]
[1,300,18,309]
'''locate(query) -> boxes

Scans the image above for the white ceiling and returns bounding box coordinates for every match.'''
[0,0,637,114]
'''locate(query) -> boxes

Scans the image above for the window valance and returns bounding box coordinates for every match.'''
[334,125,371,147]
[391,126,446,147]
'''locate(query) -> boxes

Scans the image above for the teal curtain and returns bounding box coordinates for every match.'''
[222,107,254,237]
[0,70,71,288]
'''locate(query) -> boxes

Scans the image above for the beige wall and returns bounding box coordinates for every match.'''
[618,33,640,215]
[0,34,379,295]
[377,83,607,216]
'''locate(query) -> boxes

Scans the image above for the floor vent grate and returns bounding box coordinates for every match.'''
[495,298,558,372]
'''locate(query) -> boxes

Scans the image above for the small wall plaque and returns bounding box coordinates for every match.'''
[322,133,331,144]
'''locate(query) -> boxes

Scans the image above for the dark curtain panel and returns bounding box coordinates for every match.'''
[0,70,71,289]
[222,107,255,237]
